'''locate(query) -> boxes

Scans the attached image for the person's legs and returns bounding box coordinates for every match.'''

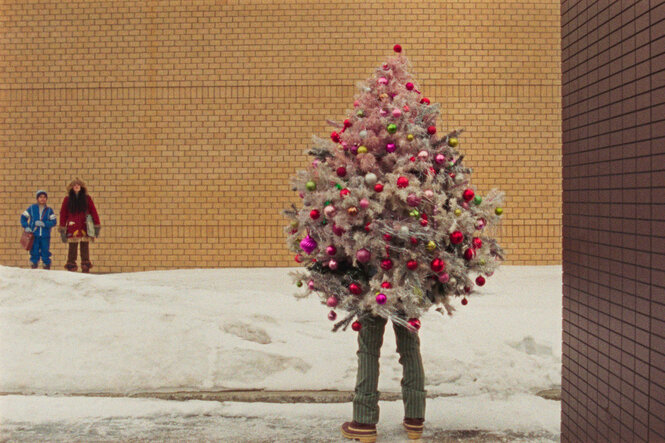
[80,241,91,273]
[393,322,426,420]
[352,315,387,424]
[39,237,52,267]
[29,237,40,267]
[65,242,78,271]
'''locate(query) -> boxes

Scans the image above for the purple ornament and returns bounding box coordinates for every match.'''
[328,259,338,270]
[326,245,337,256]
[438,272,450,283]
[386,143,396,153]
[351,145,359,154]
[356,248,371,263]
[376,293,387,305]
[300,235,317,254]
[328,310,337,321]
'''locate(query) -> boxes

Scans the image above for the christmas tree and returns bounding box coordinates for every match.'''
[284,45,505,332]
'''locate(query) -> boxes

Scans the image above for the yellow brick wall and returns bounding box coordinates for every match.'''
[0,0,561,272]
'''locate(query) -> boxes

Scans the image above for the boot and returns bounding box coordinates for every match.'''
[65,263,77,272]
[66,242,78,271]
[341,421,377,443]
[30,262,38,269]
[81,262,92,273]
[403,418,424,440]
[43,264,51,270]
[80,242,91,273]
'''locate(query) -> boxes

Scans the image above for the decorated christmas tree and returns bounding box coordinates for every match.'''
[284,45,505,332]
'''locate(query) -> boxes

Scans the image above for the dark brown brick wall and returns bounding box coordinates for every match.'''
[562,0,665,441]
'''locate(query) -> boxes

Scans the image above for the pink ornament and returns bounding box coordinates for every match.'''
[378,77,388,85]
[424,189,434,199]
[405,82,414,91]
[326,245,337,256]
[356,248,371,263]
[327,296,338,307]
[299,192,305,199]
[386,143,396,153]
[376,293,387,305]
[438,272,450,283]
[300,235,317,254]
[392,108,402,118]
[353,100,359,108]
[328,259,338,270]
[403,105,410,112]
[383,63,390,70]
[407,193,421,207]
[380,109,388,117]
[312,159,320,168]
[435,154,445,164]
[324,206,336,218]
[462,202,470,210]
[359,198,369,209]
[332,224,345,236]
[408,318,421,330]
[328,310,337,321]
[308,280,315,290]
[341,141,348,151]
[476,219,487,230]
[418,150,429,161]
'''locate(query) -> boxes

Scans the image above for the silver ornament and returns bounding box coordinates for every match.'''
[365,173,378,186]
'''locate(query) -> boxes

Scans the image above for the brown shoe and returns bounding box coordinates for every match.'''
[341,421,377,442]
[403,418,424,440]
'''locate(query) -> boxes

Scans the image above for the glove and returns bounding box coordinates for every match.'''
[24,227,32,233]
[94,226,101,238]
[60,230,67,243]
[34,221,45,227]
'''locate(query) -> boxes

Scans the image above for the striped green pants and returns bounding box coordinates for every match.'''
[352,315,426,424]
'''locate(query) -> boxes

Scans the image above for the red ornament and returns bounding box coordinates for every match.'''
[310,209,320,219]
[383,234,393,242]
[405,82,414,91]
[380,258,394,270]
[420,219,428,227]
[472,238,483,249]
[337,167,347,177]
[352,321,362,332]
[393,44,402,53]
[331,131,340,143]
[408,318,421,330]
[343,119,352,128]
[332,223,345,236]
[374,183,384,192]
[294,254,303,263]
[420,97,430,105]
[407,260,418,270]
[381,281,393,289]
[340,188,350,197]
[449,231,464,244]
[427,126,436,135]
[464,286,472,293]
[428,167,437,176]
[410,237,418,245]
[365,222,371,232]
[461,298,468,305]
[409,156,416,162]
[397,176,409,188]
[431,258,445,273]
[349,283,362,295]
[463,189,475,202]
[476,276,486,286]
[464,248,476,260]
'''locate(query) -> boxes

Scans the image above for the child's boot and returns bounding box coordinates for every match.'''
[341,421,377,443]
[403,418,424,440]
[43,264,50,270]
[30,262,38,269]
[81,261,92,273]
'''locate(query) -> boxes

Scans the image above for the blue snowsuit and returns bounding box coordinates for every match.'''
[20,204,57,265]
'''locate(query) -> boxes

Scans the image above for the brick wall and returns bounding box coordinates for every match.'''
[0,0,561,272]
[562,1,665,441]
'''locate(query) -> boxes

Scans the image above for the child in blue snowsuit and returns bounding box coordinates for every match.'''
[20,190,57,269]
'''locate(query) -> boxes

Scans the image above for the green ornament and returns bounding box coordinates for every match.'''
[321,219,327,225]
[495,207,503,216]
[357,109,365,118]
[473,196,482,205]
[296,281,303,287]
[324,200,332,206]
[387,123,397,134]
[410,209,420,217]
[305,181,316,191]
[335,183,343,190]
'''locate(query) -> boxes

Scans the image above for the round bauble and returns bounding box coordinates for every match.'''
[349,283,362,295]
[357,146,368,154]
[407,193,421,207]
[347,207,358,216]
[476,218,487,230]
[454,208,462,217]
[376,293,387,305]
[308,280,315,290]
[336,167,347,177]
[296,280,303,287]
[387,123,397,134]
[352,321,362,332]
[464,248,476,261]
[332,223,345,236]
[393,44,402,53]
[294,254,303,263]
[473,195,482,205]
[431,258,445,273]
[426,241,437,251]
[305,181,316,191]
[407,260,418,270]
[405,82,414,90]
[449,231,464,244]
[386,143,396,153]
[461,298,468,306]
[476,276,486,286]
[420,97,430,105]
[326,245,337,256]
[340,188,350,197]
[365,173,378,186]
[408,318,421,330]
[495,207,504,216]
[359,198,369,209]
[435,154,445,164]
[407,133,414,141]
[448,137,459,147]
[380,258,393,270]
[326,296,338,307]
[472,238,483,249]
[392,108,402,118]
[418,150,429,161]
[424,189,434,199]
[356,248,371,263]
[328,311,337,321]
[328,259,338,270]
[324,205,336,218]
[397,176,409,188]
[399,226,409,236]
[427,126,436,135]
[374,183,384,192]
[310,209,320,219]
[381,281,392,289]
[378,77,388,85]
[438,272,450,283]
[463,189,475,202]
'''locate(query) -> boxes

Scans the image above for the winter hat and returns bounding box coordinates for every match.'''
[35,190,48,199]
[66,177,87,192]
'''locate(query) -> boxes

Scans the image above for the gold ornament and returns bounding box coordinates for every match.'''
[448,137,459,147]
[357,146,368,154]
[426,241,437,251]
[479,259,486,265]
[290,221,299,229]
[348,207,358,216]
[454,208,462,216]
[495,207,503,216]
[407,134,414,141]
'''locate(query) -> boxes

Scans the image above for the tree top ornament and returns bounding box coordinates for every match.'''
[284,45,505,332]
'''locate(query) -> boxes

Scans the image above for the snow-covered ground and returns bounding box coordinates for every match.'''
[0,265,562,441]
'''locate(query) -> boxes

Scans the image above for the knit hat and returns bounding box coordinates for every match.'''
[35,190,48,199]
[66,178,87,192]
